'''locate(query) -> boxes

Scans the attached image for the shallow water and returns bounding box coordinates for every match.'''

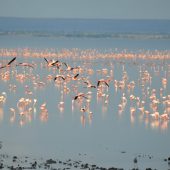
[0,18,170,169]
[0,49,170,169]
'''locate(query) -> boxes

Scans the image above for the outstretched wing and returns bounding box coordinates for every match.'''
[44,58,49,64]
[52,60,59,66]
[8,57,16,65]
[0,66,6,69]
[74,74,79,79]
[97,81,100,87]
[62,62,68,68]
[84,81,89,85]
[74,95,79,100]
[16,63,34,68]
[105,81,109,87]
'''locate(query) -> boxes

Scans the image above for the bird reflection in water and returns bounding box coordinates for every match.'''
[0,107,4,122]
[9,108,16,123]
[80,106,93,127]
[0,92,7,122]
[39,103,48,122]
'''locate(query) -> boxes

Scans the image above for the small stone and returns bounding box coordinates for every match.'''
[66,159,71,162]
[108,167,117,170]
[13,156,17,159]
[46,159,56,164]
[133,157,138,164]
[81,163,89,169]
[99,168,107,170]
[32,161,37,168]
[67,163,72,166]
[0,163,4,169]
[121,151,126,154]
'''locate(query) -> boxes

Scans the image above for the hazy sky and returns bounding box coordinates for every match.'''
[0,0,170,19]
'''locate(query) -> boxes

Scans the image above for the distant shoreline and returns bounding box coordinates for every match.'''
[1,16,170,21]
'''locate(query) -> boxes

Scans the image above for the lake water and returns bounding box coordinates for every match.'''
[0,18,170,170]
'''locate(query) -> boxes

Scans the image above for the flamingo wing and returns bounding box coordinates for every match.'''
[7,57,16,65]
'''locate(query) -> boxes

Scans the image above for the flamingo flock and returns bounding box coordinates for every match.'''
[0,48,169,129]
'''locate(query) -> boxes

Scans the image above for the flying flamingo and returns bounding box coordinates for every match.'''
[16,62,34,68]
[62,62,78,71]
[44,57,60,68]
[73,92,88,101]
[72,73,79,80]
[54,75,65,81]
[84,81,96,88]
[0,57,16,69]
[97,79,109,87]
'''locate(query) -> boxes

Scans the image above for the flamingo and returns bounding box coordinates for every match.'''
[44,57,60,68]
[0,57,16,69]
[73,93,88,101]
[62,62,78,71]
[84,81,96,88]
[72,74,79,80]
[54,75,65,81]
[97,79,109,87]
[16,62,34,68]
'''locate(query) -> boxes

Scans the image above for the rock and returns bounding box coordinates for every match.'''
[46,158,56,164]
[164,158,167,162]
[67,163,72,166]
[32,161,37,168]
[66,159,71,162]
[108,167,118,170]
[146,168,152,170]
[121,151,126,154]
[13,156,17,159]
[81,163,89,169]
[133,157,138,164]
[99,168,107,170]
[0,163,4,169]
[7,166,14,170]
[108,168,124,170]
[13,156,18,162]
[168,157,170,161]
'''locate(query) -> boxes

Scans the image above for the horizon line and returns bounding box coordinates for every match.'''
[0,16,170,21]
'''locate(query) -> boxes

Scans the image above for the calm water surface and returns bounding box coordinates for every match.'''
[0,18,170,170]
[0,53,169,170]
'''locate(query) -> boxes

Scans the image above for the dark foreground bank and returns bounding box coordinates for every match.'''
[0,142,170,170]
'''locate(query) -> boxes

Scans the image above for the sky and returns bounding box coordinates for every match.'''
[0,0,170,19]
